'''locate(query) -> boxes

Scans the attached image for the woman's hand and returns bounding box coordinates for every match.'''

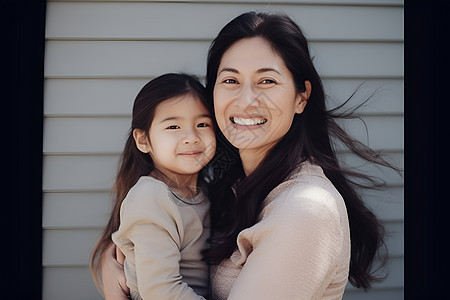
[100,242,130,300]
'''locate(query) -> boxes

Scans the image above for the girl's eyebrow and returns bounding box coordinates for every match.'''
[199,113,213,119]
[159,116,179,123]
[159,113,212,123]
[218,67,281,75]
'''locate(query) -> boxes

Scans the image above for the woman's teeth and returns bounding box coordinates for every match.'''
[231,117,267,125]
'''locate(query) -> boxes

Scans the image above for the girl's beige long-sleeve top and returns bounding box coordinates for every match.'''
[211,161,351,300]
[112,176,209,300]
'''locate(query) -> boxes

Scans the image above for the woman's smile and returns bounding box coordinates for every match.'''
[230,116,268,126]
[214,37,307,155]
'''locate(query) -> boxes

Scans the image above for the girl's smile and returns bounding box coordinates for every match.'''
[134,93,216,183]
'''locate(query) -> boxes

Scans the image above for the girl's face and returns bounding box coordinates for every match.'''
[134,94,216,181]
[213,37,310,158]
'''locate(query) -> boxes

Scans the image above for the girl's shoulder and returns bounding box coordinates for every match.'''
[121,176,174,212]
[130,176,168,194]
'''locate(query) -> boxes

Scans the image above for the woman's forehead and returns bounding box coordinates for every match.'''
[219,37,287,73]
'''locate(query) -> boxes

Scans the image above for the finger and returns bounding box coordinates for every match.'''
[116,246,125,265]
[119,281,130,296]
[104,241,117,259]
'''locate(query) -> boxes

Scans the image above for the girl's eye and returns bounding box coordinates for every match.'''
[166,125,180,130]
[197,123,210,128]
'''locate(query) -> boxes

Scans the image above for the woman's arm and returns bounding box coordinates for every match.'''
[227,192,346,299]
[100,242,130,300]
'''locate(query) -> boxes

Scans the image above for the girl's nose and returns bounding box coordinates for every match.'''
[183,129,200,144]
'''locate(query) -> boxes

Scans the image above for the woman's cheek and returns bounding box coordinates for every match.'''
[213,91,228,130]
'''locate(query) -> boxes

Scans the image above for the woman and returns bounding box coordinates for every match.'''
[97,12,396,299]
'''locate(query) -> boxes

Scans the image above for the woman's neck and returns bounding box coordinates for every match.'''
[239,146,271,176]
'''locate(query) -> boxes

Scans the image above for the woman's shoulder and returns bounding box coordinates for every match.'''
[266,160,339,199]
[287,160,329,184]
[262,161,345,221]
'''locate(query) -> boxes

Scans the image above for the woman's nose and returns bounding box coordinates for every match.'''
[235,83,260,109]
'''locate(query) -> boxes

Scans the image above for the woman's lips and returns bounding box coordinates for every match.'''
[230,116,268,126]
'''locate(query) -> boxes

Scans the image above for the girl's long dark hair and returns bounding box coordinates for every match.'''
[89,73,211,292]
[203,12,398,290]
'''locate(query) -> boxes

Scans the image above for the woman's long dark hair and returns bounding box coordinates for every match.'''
[89,73,211,292]
[203,12,398,290]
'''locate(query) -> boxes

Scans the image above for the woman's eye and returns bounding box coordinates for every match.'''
[223,79,238,84]
[260,79,276,84]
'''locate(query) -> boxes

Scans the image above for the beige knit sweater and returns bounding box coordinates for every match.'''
[211,161,351,300]
[112,176,209,300]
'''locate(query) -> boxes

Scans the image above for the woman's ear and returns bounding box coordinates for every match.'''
[295,80,312,114]
[133,129,151,153]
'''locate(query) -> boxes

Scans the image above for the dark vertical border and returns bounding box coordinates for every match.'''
[405,0,450,298]
[2,0,46,298]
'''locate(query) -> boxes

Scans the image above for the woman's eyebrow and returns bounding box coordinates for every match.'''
[256,67,282,75]
[218,67,281,75]
[218,67,239,75]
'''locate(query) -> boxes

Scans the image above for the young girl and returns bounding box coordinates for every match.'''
[90,73,216,300]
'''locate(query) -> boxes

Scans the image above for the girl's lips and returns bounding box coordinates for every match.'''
[230,116,268,126]
[178,151,202,157]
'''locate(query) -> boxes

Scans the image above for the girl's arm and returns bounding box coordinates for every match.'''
[100,242,130,300]
[113,181,206,300]
[129,218,205,299]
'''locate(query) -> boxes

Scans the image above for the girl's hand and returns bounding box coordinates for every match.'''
[100,242,130,300]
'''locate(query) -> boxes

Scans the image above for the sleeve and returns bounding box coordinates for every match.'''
[114,182,205,300]
[227,187,344,300]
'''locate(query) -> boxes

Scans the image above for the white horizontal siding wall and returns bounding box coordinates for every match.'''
[43,1,404,299]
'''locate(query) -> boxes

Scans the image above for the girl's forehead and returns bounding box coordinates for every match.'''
[155,94,208,116]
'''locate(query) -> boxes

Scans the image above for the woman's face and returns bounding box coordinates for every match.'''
[213,37,310,156]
